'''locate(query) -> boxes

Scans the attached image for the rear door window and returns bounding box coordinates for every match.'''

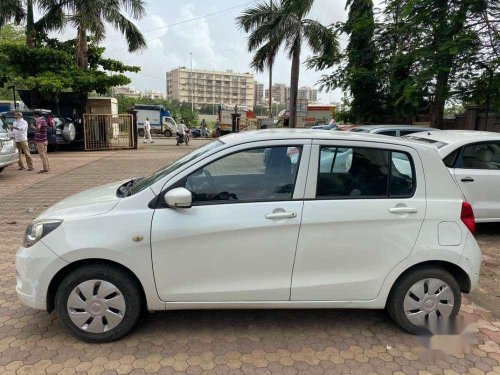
[377,130,397,136]
[458,142,500,170]
[317,146,415,199]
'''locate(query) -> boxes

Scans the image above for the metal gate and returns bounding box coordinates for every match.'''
[83,114,134,151]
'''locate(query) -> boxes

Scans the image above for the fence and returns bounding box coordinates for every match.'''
[83,114,134,151]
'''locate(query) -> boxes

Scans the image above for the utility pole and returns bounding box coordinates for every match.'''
[268,0,274,119]
[190,52,194,113]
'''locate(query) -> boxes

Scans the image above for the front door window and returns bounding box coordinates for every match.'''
[185,146,302,203]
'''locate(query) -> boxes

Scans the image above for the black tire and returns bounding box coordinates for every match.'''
[164,129,173,137]
[0,167,4,173]
[48,144,57,152]
[138,129,144,137]
[387,266,461,335]
[28,140,38,154]
[55,264,143,343]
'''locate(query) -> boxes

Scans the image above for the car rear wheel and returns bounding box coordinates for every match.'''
[387,267,461,334]
[55,264,142,342]
[28,140,38,154]
[138,129,144,137]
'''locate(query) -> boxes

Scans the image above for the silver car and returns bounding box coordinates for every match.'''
[0,118,18,173]
[349,125,439,137]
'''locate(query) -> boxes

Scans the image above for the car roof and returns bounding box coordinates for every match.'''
[2,109,52,115]
[408,130,500,144]
[220,129,436,151]
[353,124,437,131]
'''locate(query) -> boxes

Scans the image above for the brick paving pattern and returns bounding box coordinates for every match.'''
[0,139,499,374]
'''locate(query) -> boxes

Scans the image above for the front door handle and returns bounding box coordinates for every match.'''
[461,177,474,182]
[265,212,297,220]
[389,207,418,214]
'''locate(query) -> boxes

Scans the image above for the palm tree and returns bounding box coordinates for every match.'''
[50,0,147,68]
[0,0,64,47]
[0,0,147,68]
[237,0,338,127]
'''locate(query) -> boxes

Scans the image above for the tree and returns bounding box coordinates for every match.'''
[237,0,338,127]
[34,0,147,68]
[380,0,498,128]
[0,38,140,105]
[0,0,64,47]
[343,0,382,123]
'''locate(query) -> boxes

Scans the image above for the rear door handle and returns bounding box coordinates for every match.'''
[265,212,297,220]
[461,177,474,182]
[389,207,418,214]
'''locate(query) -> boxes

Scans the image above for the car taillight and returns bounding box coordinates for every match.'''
[461,201,475,235]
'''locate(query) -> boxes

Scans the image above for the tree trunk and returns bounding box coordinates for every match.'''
[430,68,450,129]
[268,64,273,118]
[25,0,36,48]
[76,27,89,69]
[289,41,301,128]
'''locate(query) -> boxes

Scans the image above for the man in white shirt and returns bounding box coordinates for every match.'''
[11,112,34,171]
[176,121,189,146]
[143,118,153,143]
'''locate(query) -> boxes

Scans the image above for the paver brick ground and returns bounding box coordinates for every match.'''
[0,138,499,374]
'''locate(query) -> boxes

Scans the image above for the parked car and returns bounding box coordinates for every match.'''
[16,129,480,342]
[1,110,76,153]
[311,124,339,130]
[406,130,500,223]
[349,125,439,137]
[0,117,18,173]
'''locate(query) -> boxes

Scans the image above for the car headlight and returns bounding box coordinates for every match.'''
[24,220,63,248]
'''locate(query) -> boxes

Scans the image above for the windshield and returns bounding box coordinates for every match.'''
[405,136,448,149]
[130,140,224,194]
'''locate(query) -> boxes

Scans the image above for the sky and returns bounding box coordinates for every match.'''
[51,0,374,103]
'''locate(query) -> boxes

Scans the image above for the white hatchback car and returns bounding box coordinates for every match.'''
[408,130,500,222]
[16,130,481,342]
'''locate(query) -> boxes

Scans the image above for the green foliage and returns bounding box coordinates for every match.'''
[237,0,339,127]
[0,24,24,45]
[115,95,199,127]
[0,39,140,101]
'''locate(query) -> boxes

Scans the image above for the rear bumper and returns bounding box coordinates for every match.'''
[458,233,481,292]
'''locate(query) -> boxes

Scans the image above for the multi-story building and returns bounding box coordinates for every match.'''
[298,86,318,103]
[253,81,264,106]
[112,86,142,98]
[144,90,164,100]
[166,68,254,110]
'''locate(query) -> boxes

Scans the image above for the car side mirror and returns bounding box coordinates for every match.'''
[164,187,192,209]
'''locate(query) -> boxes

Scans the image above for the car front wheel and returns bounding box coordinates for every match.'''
[55,264,142,342]
[387,267,461,334]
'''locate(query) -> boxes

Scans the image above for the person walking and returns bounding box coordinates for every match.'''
[11,111,34,171]
[33,111,50,173]
[215,118,221,138]
[143,118,153,143]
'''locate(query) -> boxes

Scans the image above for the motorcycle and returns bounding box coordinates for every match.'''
[176,130,190,146]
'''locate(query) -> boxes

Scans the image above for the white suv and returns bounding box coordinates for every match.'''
[16,130,481,342]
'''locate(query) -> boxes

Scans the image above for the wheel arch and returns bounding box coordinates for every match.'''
[46,258,147,313]
[386,260,471,307]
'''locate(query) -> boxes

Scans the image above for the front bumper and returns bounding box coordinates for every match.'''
[16,241,68,310]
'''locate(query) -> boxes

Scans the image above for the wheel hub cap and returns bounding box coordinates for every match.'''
[403,278,455,328]
[67,280,126,333]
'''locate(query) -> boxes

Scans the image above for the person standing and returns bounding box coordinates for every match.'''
[200,119,208,138]
[33,111,50,173]
[143,117,153,143]
[215,118,221,138]
[12,112,34,171]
